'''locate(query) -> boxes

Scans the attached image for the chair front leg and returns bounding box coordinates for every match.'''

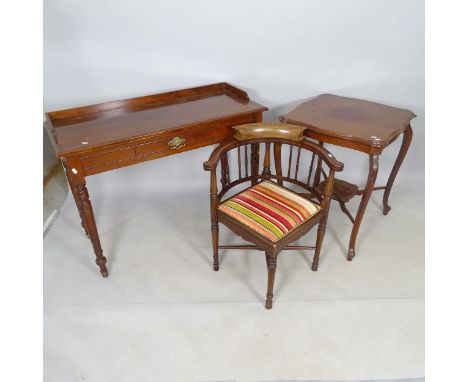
[211,221,219,271]
[210,170,220,271]
[312,220,327,271]
[265,252,277,309]
[313,171,334,271]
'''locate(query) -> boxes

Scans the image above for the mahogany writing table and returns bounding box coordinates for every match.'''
[45,83,267,276]
[280,94,416,261]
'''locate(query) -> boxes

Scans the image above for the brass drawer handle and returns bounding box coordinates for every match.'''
[168,136,186,150]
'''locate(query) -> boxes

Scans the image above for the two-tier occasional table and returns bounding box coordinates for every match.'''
[280,94,416,261]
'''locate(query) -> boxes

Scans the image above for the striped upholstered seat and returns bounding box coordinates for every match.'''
[218,181,321,242]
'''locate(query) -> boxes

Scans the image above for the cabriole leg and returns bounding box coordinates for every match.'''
[383,125,413,215]
[347,154,379,261]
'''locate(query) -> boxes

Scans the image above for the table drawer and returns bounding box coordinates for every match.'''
[135,124,230,158]
[80,113,260,175]
[135,115,258,159]
[81,147,136,169]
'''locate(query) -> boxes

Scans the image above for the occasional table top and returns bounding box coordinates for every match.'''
[280,94,416,153]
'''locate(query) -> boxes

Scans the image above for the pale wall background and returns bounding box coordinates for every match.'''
[44,0,424,196]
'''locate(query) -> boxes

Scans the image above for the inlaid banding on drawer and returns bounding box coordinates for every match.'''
[81,147,136,168]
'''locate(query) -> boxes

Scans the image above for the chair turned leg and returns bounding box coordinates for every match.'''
[265,253,277,310]
[312,222,327,271]
[211,222,219,271]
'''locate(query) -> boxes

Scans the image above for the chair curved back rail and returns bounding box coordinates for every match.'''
[203,137,343,204]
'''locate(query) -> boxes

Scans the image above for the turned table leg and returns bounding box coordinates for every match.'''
[63,161,90,238]
[383,125,413,215]
[347,154,379,261]
[75,183,108,276]
[65,158,108,277]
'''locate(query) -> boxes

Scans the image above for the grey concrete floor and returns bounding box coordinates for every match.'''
[44,182,424,381]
